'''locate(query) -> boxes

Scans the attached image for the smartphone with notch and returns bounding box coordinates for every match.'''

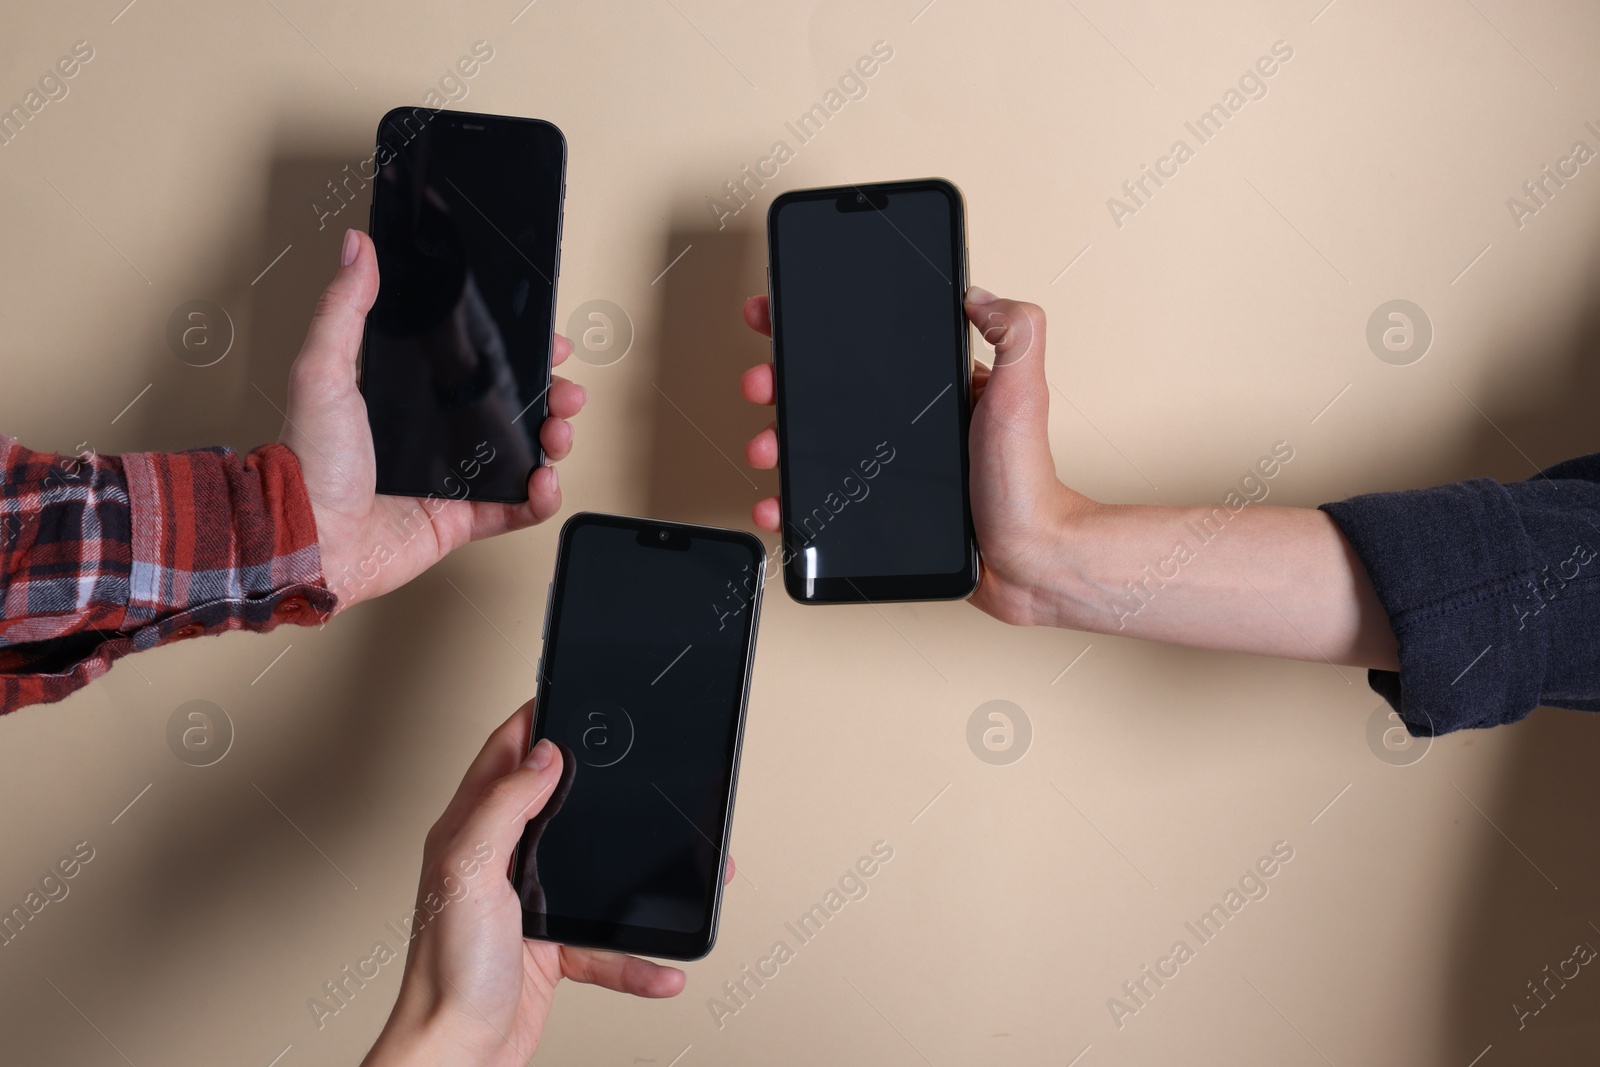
[766,178,979,603]
[513,512,765,960]
[360,107,565,503]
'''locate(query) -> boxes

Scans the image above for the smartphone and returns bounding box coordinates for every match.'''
[513,512,765,960]
[360,107,565,503]
[766,178,979,603]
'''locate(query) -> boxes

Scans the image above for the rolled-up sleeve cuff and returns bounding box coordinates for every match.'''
[0,442,335,715]
[1320,479,1547,736]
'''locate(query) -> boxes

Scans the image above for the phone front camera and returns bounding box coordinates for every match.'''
[658,530,670,541]
[856,193,866,203]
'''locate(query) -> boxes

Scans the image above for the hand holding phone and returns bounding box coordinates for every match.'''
[763,179,980,602]
[279,229,587,615]
[514,513,764,960]
[742,286,1077,627]
[361,108,567,504]
[360,701,735,1067]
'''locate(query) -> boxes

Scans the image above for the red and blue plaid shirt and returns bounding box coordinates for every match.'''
[0,436,335,714]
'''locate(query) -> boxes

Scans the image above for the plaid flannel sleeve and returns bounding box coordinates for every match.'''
[0,435,336,714]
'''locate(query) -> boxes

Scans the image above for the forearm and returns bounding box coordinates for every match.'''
[1035,502,1399,670]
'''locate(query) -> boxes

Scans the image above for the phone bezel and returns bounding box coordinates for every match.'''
[766,177,980,604]
[359,106,566,504]
[513,511,766,961]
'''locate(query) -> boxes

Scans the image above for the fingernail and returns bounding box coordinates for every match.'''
[525,738,555,770]
[965,285,997,305]
[577,385,589,406]
[547,463,558,490]
[341,229,359,267]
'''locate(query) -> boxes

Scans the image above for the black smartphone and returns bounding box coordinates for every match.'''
[360,107,565,503]
[513,512,765,960]
[766,178,979,603]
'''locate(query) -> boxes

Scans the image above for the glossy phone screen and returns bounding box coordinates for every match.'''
[514,513,764,960]
[361,107,565,503]
[767,179,977,603]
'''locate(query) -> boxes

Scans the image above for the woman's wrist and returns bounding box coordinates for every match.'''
[1022,496,1113,630]
[972,485,1105,629]
[1032,501,1225,636]
[361,995,466,1067]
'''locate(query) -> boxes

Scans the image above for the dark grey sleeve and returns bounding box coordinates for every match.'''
[1319,453,1600,736]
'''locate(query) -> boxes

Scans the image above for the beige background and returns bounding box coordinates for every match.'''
[3,0,1600,1063]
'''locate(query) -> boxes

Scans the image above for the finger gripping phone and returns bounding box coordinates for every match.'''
[513,513,765,960]
[361,107,566,503]
[766,178,979,603]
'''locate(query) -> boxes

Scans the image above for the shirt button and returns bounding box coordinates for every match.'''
[275,596,307,618]
[173,623,204,639]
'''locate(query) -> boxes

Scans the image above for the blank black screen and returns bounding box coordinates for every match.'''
[770,181,971,600]
[516,517,761,956]
[362,108,563,502]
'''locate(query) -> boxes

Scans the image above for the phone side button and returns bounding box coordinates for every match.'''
[535,655,544,682]
[541,581,553,639]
